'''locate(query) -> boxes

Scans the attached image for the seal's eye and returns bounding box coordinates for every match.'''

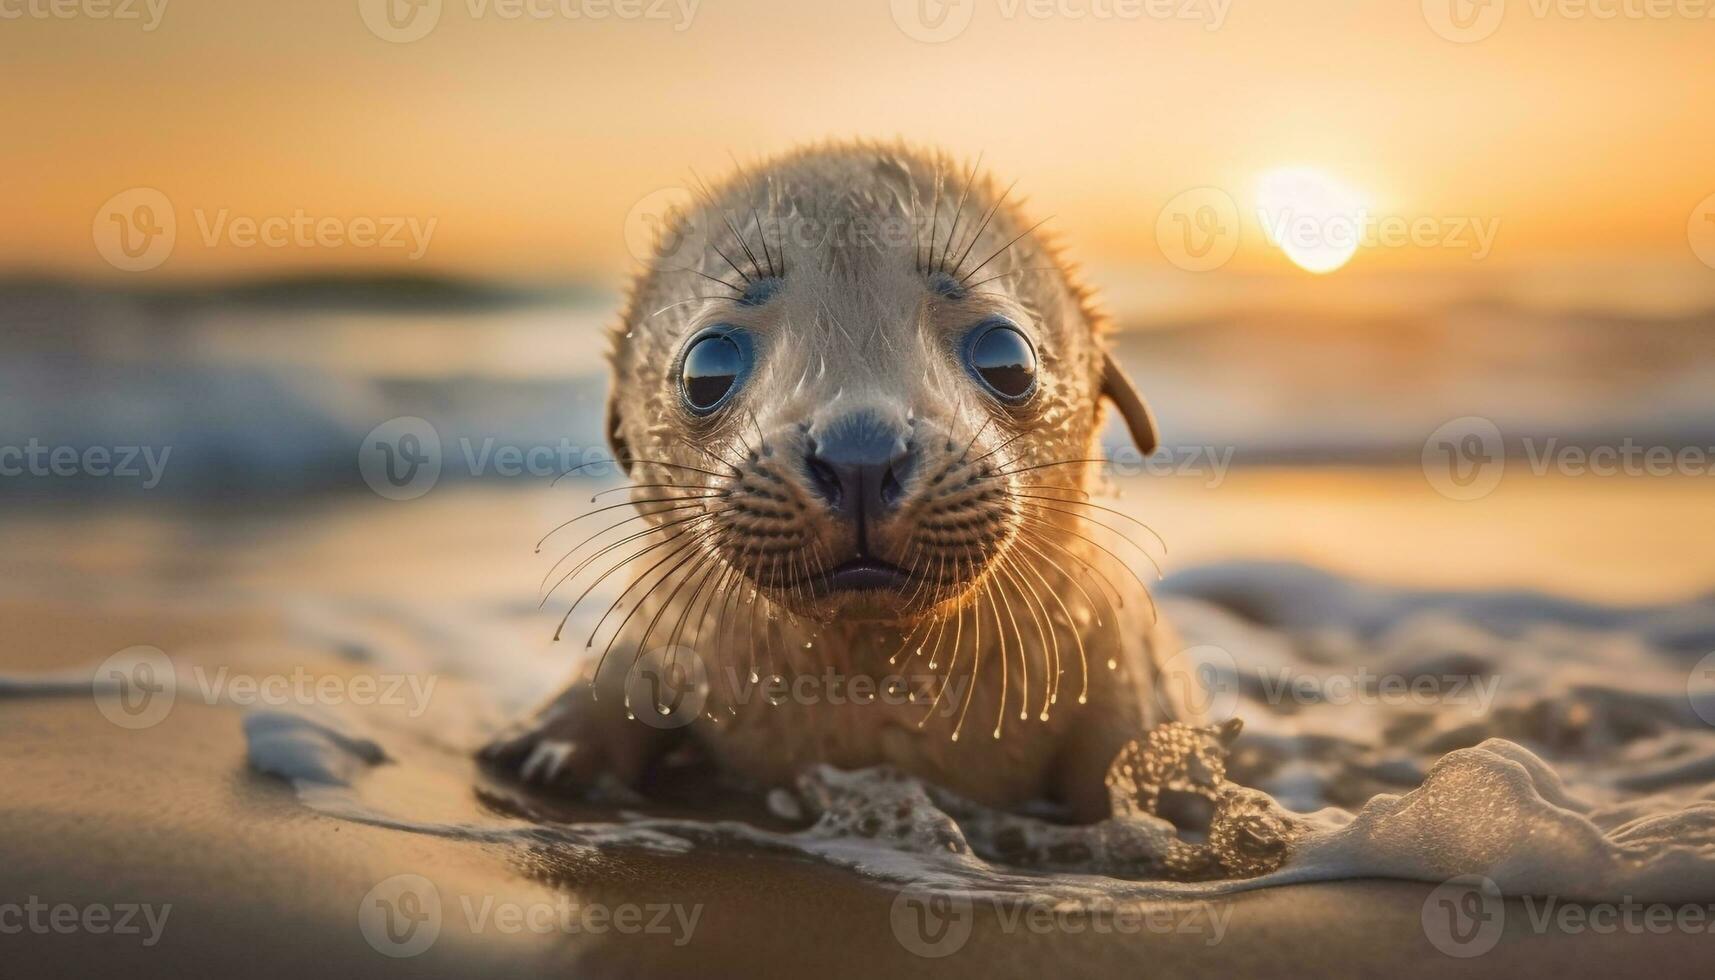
[964,321,1037,402]
[680,329,752,414]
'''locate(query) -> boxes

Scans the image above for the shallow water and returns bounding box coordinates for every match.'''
[5,471,1712,908]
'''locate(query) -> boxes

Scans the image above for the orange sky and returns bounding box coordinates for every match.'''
[4,0,1714,292]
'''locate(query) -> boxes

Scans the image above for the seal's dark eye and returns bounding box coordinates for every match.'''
[964,322,1037,402]
[680,330,751,414]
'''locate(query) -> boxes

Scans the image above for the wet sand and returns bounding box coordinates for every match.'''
[4,472,1714,977]
[8,690,1713,978]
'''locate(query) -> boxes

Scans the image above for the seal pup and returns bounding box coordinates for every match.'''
[484,141,1177,821]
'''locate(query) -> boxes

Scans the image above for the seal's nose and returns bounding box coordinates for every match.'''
[804,411,913,533]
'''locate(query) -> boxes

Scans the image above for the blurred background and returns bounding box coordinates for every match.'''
[5,0,1715,604]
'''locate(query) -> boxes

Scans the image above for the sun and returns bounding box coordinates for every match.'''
[1255,167,1368,274]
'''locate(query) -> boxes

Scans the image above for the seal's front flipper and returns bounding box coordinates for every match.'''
[478,678,679,797]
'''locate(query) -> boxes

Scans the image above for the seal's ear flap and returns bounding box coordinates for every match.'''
[1100,349,1160,456]
[605,388,634,476]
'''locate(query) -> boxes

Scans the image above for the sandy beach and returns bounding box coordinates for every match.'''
[4,474,1714,976]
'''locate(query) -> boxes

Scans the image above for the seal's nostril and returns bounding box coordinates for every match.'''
[806,457,843,508]
[879,465,904,509]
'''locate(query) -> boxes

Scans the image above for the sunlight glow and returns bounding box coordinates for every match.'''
[1255,168,1368,274]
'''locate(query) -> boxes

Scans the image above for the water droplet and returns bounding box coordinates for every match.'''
[804,641,813,650]
[991,728,1001,739]
[1077,694,1088,704]
[1038,711,1049,721]
[657,704,671,716]
[748,670,760,683]
[950,732,960,742]
[624,710,636,720]
[1107,658,1118,670]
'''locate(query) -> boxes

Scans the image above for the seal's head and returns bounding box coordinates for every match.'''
[608,142,1158,623]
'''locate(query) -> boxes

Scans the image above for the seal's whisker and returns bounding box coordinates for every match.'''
[675,437,744,477]
[664,554,727,664]
[552,458,730,486]
[542,507,725,598]
[1014,515,1136,610]
[936,151,984,276]
[958,215,1053,285]
[952,568,986,741]
[995,555,1051,720]
[1001,542,1072,706]
[588,483,720,502]
[688,169,757,286]
[1010,491,1165,552]
[967,427,1030,467]
[948,178,1017,280]
[715,204,767,285]
[538,493,722,550]
[919,586,966,731]
[987,574,1015,738]
[918,157,946,274]
[748,206,779,280]
[583,524,722,649]
[665,266,745,295]
[1012,499,1165,576]
[964,267,1060,293]
[650,295,735,319]
[992,456,1112,479]
[1008,511,1159,610]
[627,547,725,671]
[1014,482,1091,501]
[1009,531,1103,703]
[540,510,703,598]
